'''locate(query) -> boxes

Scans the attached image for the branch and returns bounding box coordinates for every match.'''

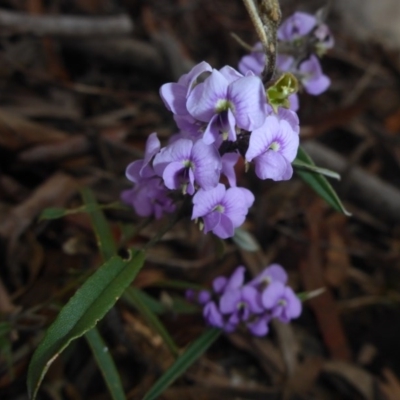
[242,0,281,83]
[0,8,133,37]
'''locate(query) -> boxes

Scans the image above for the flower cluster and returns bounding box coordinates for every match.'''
[121,10,334,239]
[122,60,300,237]
[186,264,302,336]
[239,11,334,106]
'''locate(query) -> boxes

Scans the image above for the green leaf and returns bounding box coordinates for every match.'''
[27,251,145,400]
[295,147,351,216]
[143,328,221,400]
[39,202,125,221]
[233,228,260,251]
[124,288,166,315]
[85,327,126,400]
[292,159,341,180]
[81,188,117,261]
[39,207,71,220]
[124,288,179,357]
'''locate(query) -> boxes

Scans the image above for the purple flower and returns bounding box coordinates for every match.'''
[247,314,271,336]
[203,301,224,328]
[314,23,334,51]
[278,12,317,41]
[153,138,221,195]
[261,281,302,323]
[121,177,175,219]
[187,68,266,144]
[299,55,330,95]
[125,133,160,183]
[277,107,300,134]
[160,62,212,135]
[238,43,265,76]
[160,61,212,116]
[189,263,302,336]
[245,115,299,181]
[250,264,288,287]
[192,184,255,239]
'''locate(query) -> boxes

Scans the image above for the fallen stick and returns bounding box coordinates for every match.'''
[0,8,133,37]
[302,141,400,224]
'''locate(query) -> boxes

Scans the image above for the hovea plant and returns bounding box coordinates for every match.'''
[27,2,349,400]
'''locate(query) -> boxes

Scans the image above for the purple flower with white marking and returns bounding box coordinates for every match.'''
[187,68,266,144]
[238,43,265,76]
[245,115,299,181]
[299,55,330,95]
[278,12,317,41]
[125,132,160,183]
[160,61,212,116]
[160,61,212,135]
[219,267,264,323]
[192,183,254,239]
[121,177,175,219]
[153,138,221,195]
[261,281,302,323]
[250,264,288,287]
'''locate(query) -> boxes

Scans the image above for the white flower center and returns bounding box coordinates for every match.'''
[215,99,235,114]
[214,204,225,213]
[269,141,280,152]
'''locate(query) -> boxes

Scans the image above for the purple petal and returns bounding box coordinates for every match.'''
[303,74,331,96]
[278,12,317,41]
[261,281,285,309]
[241,286,264,313]
[191,184,225,219]
[179,61,213,94]
[222,187,254,227]
[159,83,187,115]
[203,113,222,145]
[246,116,281,161]
[213,276,227,294]
[264,264,288,284]
[203,301,224,328]
[191,139,221,190]
[299,55,330,95]
[203,210,221,233]
[225,266,246,291]
[221,153,239,187]
[153,139,193,176]
[254,151,293,181]
[238,44,265,76]
[212,213,235,239]
[198,290,212,305]
[228,76,266,130]
[288,93,299,112]
[162,161,185,191]
[219,65,244,83]
[187,69,229,122]
[220,289,241,314]
[284,287,302,319]
[247,315,270,336]
[126,160,143,183]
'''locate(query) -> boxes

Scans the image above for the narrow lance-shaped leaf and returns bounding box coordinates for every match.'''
[143,328,221,400]
[85,327,126,400]
[295,146,351,216]
[27,251,145,400]
[81,187,117,261]
[39,202,125,221]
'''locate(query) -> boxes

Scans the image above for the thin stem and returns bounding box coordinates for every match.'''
[241,0,282,83]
